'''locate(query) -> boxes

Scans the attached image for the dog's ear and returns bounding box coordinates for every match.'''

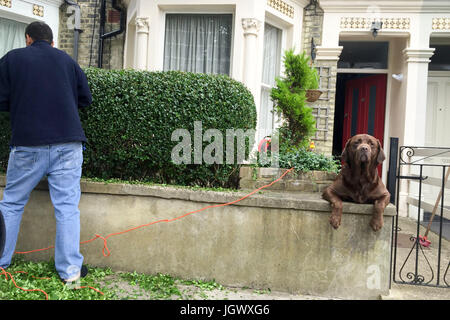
[341,138,351,163]
[377,139,386,164]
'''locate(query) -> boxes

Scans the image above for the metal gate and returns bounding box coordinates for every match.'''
[388,138,450,288]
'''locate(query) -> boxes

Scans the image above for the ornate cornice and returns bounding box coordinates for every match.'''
[0,0,11,8]
[32,4,44,17]
[267,0,294,19]
[242,18,262,36]
[340,17,410,30]
[320,1,450,14]
[403,48,435,63]
[432,17,450,30]
[135,17,150,34]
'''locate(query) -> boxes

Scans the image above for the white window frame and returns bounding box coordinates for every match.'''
[159,7,235,76]
[259,17,287,140]
[0,0,62,47]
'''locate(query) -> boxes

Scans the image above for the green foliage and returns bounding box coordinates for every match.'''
[276,147,340,173]
[260,147,340,173]
[257,130,340,173]
[0,68,257,188]
[83,176,240,192]
[120,271,183,299]
[0,257,114,300]
[0,257,227,300]
[282,49,319,90]
[120,271,224,300]
[270,49,319,147]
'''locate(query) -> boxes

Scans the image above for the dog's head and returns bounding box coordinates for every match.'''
[341,134,385,167]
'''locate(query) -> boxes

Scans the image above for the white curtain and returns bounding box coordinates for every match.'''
[259,23,282,138]
[164,14,232,75]
[0,17,27,58]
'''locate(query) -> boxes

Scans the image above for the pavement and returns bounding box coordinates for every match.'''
[100,275,337,300]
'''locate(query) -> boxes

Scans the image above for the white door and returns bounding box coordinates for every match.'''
[426,74,450,147]
[418,73,450,219]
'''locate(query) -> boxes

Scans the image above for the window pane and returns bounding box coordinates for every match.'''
[262,23,282,86]
[260,86,275,137]
[164,14,232,75]
[338,41,389,69]
[429,44,450,71]
[259,23,282,139]
[0,17,27,58]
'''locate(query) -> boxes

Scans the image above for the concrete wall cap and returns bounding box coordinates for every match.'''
[0,175,395,217]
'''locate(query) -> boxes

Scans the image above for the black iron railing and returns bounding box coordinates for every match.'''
[389,141,450,288]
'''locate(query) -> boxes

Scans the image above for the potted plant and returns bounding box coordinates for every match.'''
[270,49,320,148]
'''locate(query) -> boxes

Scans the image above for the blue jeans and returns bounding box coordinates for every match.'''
[0,142,84,280]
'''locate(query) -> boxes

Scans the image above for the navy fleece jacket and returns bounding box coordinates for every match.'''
[0,40,92,146]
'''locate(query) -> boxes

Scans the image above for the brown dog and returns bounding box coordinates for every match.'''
[322,134,391,231]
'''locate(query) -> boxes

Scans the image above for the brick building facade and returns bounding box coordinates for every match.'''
[57,0,334,154]
[58,0,126,70]
[0,0,333,154]
[301,1,334,155]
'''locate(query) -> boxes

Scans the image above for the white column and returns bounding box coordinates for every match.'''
[399,48,435,218]
[402,48,435,146]
[135,17,150,70]
[242,18,263,155]
[241,18,262,97]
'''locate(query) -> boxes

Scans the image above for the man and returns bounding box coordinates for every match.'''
[0,21,92,283]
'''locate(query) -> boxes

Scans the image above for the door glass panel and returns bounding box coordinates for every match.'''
[338,41,389,69]
[429,44,450,71]
[351,88,359,137]
[368,85,377,136]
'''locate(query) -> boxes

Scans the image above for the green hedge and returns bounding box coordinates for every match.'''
[0,68,257,188]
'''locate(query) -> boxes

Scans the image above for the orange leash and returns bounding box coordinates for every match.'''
[1,266,50,300]
[16,167,294,257]
[5,167,294,299]
[0,266,104,300]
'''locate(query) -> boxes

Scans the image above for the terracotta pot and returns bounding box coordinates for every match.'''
[306,89,322,102]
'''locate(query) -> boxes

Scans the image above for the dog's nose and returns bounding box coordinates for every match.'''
[360,145,369,152]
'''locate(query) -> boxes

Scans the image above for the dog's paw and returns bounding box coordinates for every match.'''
[370,217,384,232]
[329,214,341,229]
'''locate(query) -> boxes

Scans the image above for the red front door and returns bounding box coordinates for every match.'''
[342,74,387,176]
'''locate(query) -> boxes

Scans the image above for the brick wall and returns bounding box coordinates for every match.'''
[58,0,126,69]
[301,1,336,156]
[302,1,323,60]
[311,60,338,156]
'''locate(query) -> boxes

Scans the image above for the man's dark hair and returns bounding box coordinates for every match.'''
[25,21,53,44]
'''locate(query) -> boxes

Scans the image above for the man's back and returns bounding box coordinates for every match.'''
[0,21,91,284]
[0,40,92,146]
